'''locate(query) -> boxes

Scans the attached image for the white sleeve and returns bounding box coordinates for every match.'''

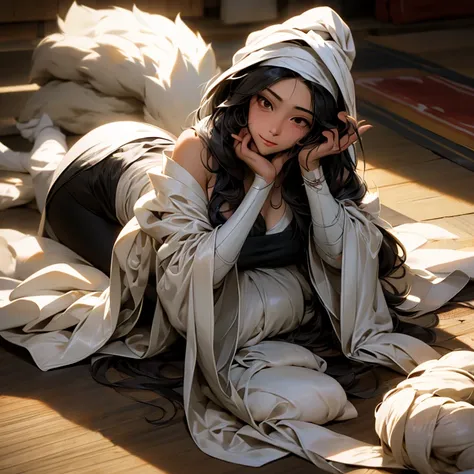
[303,167,344,269]
[213,175,273,285]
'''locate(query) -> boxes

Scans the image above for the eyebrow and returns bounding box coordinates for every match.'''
[265,87,314,116]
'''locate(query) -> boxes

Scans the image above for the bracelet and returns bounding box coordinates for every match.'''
[302,173,325,189]
[252,174,274,190]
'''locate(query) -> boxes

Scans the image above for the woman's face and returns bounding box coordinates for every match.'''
[247,78,313,156]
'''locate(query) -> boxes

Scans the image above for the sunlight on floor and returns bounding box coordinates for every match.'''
[0,84,39,94]
[358,154,474,225]
[355,156,474,251]
[0,396,170,473]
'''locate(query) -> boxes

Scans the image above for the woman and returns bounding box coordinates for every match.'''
[0,5,471,473]
[46,66,371,300]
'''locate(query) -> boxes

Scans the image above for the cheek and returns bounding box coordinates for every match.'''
[248,102,263,126]
[284,125,308,145]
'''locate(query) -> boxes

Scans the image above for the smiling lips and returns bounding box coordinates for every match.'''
[259,135,277,147]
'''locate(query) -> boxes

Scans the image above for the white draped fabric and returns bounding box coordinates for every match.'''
[0,115,67,211]
[376,351,474,473]
[198,6,357,160]
[20,1,219,138]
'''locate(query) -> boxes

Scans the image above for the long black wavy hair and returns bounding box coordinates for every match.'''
[196,65,408,308]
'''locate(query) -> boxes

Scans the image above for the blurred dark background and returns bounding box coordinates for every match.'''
[1,0,474,43]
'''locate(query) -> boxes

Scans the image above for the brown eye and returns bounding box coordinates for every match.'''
[293,117,310,127]
[257,95,272,110]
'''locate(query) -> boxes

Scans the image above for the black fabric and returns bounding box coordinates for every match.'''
[47,139,159,222]
[46,140,163,275]
[47,173,122,275]
[237,219,305,270]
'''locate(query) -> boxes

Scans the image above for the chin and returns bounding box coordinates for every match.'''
[262,149,284,161]
[259,147,273,157]
[257,145,277,159]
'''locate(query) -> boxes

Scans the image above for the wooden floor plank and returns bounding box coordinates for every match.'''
[385,192,473,221]
[359,120,440,171]
[359,119,474,224]
[363,157,471,189]
[377,180,474,221]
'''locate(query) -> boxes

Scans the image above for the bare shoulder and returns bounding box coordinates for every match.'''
[171,128,210,191]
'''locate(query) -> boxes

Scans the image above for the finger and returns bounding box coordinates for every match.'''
[338,114,368,129]
[346,115,358,134]
[346,115,357,126]
[339,126,373,152]
[335,120,360,149]
[340,134,359,151]
[239,128,248,139]
[231,133,243,142]
[233,140,242,152]
[321,130,333,141]
[234,143,243,159]
[345,117,360,140]
[358,124,373,135]
[340,140,359,153]
[337,112,352,136]
[348,125,372,144]
[321,130,335,150]
[338,136,356,153]
[331,129,340,150]
[333,134,353,154]
[341,121,372,146]
[337,111,348,122]
[338,133,351,149]
[241,132,251,149]
[240,133,254,158]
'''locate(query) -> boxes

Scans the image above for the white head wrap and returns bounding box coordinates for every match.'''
[198,7,356,119]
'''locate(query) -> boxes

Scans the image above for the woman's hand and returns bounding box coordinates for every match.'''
[298,112,372,172]
[232,128,290,184]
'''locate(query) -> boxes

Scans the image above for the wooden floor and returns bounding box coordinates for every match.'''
[1,19,474,474]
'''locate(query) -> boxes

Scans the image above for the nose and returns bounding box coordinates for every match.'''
[269,116,283,136]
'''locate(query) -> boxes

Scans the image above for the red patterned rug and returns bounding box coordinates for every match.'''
[354,43,474,170]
